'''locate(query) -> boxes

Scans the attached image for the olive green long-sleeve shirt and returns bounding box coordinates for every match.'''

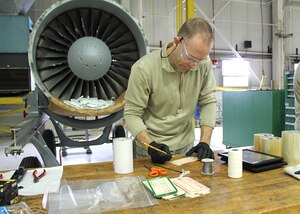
[124,43,217,151]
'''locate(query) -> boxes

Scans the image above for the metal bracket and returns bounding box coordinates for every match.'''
[50,117,112,148]
[4,112,59,167]
[275,32,293,38]
[5,128,23,156]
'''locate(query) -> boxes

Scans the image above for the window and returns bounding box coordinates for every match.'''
[222,59,250,87]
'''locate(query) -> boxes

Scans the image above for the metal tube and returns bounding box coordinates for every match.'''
[186,0,194,20]
[176,0,183,32]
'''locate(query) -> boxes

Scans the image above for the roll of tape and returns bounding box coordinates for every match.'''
[262,136,282,157]
[253,133,274,152]
[282,130,300,165]
[201,158,214,175]
[228,148,243,178]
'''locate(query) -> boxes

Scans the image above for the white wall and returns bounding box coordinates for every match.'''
[125,1,272,53]
[128,0,176,47]
[212,1,272,52]
[128,0,273,88]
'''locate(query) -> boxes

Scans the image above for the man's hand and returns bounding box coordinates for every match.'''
[186,142,214,160]
[148,141,172,164]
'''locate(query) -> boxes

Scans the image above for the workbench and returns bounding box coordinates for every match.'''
[17,155,300,214]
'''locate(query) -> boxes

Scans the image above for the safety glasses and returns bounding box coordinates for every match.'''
[180,39,207,66]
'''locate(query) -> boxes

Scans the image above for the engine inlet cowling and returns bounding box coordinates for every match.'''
[29,0,148,102]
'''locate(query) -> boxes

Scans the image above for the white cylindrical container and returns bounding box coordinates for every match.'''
[113,137,133,174]
[282,130,300,165]
[228,148,243,178]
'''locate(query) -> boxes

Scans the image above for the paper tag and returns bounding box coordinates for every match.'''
[142,177,178,198]
[162,185,185,200]
[170,157,198,166]
[171,177,210,195]
[148,177,177,196]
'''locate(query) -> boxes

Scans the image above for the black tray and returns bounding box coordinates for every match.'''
[218,149,287,172]
[218,149,284,167]
[219,156,287,173]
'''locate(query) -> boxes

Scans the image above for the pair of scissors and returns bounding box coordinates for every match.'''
[144,165,167,177]
[32,169,46,183]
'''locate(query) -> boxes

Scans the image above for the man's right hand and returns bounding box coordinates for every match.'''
[147,141,172,164]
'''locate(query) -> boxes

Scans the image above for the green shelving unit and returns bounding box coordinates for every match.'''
[285,70,295,130]
[222,90,285,148]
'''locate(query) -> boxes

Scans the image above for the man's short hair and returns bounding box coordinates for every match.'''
[177,18,213,45]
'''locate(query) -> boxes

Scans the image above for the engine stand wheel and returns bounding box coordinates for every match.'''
[19,156,42,168]
[42,129,56,157]
[113,125,126,138]
[61,147,68,157]
[85,146,92,154]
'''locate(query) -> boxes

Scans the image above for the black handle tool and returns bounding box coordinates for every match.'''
[10,167,27,183]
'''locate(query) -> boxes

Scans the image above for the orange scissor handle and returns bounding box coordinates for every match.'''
[149,167,168,177]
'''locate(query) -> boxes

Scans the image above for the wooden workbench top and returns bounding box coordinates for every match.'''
[18,155,300,214]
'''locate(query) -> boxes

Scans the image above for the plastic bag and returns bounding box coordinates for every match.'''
[46,176,157,213]
[0,201,34,214]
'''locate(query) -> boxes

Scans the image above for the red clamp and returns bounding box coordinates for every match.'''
[32,169,46,183]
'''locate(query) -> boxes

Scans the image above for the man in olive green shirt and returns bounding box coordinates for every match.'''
[124,18,217,164]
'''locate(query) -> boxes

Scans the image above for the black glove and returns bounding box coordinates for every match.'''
[148,141,172,164]
[186,142,214,160]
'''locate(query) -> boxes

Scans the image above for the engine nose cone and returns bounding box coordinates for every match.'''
[68,36,112,80]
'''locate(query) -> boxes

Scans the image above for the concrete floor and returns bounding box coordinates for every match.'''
[0,126,224,171]
[0,93,224,171]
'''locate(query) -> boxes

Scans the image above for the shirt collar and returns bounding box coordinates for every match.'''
[161,42,177,73]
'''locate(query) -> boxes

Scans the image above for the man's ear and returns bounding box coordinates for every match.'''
[173,36,182,45]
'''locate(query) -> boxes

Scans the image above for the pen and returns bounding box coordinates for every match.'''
[141,142,168,155]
